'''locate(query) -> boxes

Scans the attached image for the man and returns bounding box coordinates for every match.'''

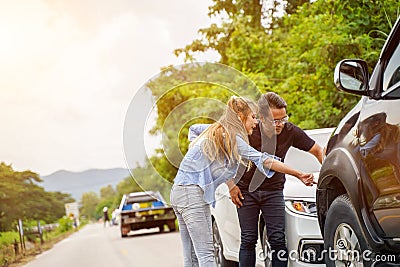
[228,92,323,267]
[103,206,110,227]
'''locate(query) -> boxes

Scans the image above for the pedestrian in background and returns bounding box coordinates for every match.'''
[103,206,110,227]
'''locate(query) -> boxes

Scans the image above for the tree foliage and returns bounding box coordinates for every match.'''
[89,0,400,199]
[99,185,115,200]
[175,0,310,63]
[174,0,399,128]
[0,162,74,231]
[76,1,400,210]
[80,192,99,220]
[145,62,262,182]
[139,0,400,188]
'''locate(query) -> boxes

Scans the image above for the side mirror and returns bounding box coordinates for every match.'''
[334,59,370,96]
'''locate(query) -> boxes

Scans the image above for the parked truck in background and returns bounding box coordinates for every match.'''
[118,191,176,237]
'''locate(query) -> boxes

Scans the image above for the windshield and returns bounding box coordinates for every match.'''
[127,196,158,204]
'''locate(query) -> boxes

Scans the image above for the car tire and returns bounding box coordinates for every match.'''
[167,220,176,232]
[120,226,128,238]
[261,225,272,267]
[324,194,370,267]
[212,220,238,267]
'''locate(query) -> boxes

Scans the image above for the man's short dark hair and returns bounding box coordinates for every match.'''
[258,92,287,118]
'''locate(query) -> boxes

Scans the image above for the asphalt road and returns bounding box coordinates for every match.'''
[23,223,183,267]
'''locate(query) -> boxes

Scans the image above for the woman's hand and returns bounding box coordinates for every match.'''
[263,158,315,186]
[297,172,315,186]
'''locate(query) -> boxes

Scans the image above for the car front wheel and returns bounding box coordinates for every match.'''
[212,220,238,267]
[324,194,370,267]
[167,220,176,232]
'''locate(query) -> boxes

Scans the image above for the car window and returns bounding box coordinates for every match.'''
[383,42,400,91]
[127,196,158,203]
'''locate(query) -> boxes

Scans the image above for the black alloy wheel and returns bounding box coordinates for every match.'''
[324,194,370,267]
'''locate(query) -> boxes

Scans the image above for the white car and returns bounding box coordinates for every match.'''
[211,128,333,267]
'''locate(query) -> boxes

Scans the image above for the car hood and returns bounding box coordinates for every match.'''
[283,172,319,200]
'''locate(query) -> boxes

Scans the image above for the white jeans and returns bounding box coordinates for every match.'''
[170,185,217,267]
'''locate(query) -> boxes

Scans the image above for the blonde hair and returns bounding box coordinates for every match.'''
[197,96,257,165]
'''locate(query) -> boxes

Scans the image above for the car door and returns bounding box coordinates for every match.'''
[356,27,400,238]
[214,183,242,254]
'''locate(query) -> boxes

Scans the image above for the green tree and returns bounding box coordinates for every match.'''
[174,0,400,128]
[115,176,142,197]
[99,185,115,200]
[258,0,399,128]
[96,185,120,218]
[80,192,99,220]
[175,0,311,63]
[0,162,74,231]
[137,0,400,187]
[145,63,261,183]
[113,162,172,202]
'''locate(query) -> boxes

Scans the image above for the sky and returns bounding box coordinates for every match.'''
[0,0,219,176]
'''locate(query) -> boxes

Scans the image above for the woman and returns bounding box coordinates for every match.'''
[170,96,313,267]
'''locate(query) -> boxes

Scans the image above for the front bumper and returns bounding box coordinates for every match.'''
[285,208,326,266]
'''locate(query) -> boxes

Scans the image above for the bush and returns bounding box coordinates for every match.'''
[56,216,73,233]
[0,232,19,248]
[0,232,19,267]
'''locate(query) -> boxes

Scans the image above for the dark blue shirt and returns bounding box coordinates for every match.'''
[236,122,315,191]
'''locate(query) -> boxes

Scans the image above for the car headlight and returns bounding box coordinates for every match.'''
[285,200,317,217]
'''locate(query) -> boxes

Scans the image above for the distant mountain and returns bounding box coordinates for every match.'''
[40,168,131,202]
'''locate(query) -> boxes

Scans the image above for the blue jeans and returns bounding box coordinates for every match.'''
[170,185,217,267]
[237,190,287,267]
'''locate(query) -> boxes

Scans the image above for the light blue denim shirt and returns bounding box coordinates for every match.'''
[173,124,279,206]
